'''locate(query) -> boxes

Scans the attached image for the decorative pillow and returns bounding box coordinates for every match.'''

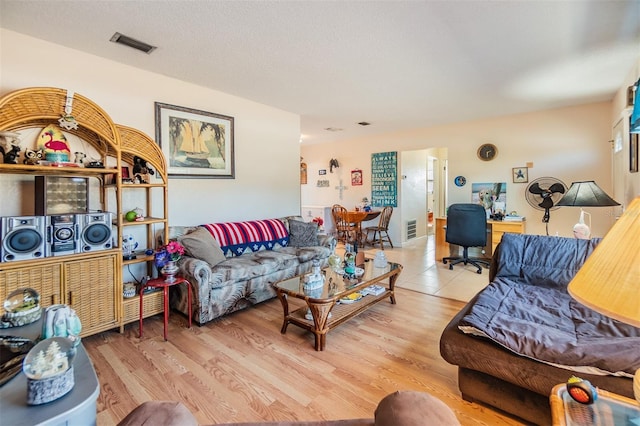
[178,227,226,267]
[288,220,319,247]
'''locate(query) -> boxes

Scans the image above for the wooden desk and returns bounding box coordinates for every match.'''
[435,217,526,261]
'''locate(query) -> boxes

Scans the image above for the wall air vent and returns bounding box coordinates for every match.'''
[406,219,417,239]
[110,32,156,54]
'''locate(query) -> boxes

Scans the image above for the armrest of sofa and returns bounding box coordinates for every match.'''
[178,256,213,308]
[318,234,337,251]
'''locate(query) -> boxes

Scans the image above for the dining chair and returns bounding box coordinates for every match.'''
[442,203,490,274]
[331,204,355,243]
[364,206,394,249]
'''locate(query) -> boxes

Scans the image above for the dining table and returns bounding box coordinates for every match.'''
[344,210,381,247]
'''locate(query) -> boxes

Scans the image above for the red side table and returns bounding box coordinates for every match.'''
[139,276,192,341]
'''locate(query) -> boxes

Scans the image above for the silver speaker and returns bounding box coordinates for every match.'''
[78,212,113,252]
[1,216,48,262]
[46,214,79,257]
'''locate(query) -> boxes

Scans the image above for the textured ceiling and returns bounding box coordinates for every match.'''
[1,1,639,144]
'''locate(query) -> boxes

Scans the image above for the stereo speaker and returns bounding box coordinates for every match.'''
[78,212,113,252]
[46,214,79,256]
[1,216,48,262]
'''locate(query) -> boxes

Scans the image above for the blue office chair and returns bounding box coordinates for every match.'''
[442,203,490,274]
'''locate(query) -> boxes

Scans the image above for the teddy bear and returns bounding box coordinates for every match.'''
[132,155,155,184]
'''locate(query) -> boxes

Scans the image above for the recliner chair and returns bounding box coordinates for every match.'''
[442,203,490,274]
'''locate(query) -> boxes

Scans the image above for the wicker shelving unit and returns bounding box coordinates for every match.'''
[0,87,169,336]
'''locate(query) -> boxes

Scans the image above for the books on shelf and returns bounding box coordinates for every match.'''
[360,285,386,296]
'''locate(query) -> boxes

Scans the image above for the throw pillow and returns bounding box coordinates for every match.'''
[288,220,319,247]
[178,227,226,267]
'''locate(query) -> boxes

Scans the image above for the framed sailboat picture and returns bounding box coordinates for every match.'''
[155,102,235,178]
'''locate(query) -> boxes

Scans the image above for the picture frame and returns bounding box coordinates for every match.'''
[631,133,639,173]
[512,167,528,183]
[351,169,363,186]
[319,169,327,175]
[155,102,234,178]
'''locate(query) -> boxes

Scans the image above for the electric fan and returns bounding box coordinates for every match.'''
[525,177,567,235]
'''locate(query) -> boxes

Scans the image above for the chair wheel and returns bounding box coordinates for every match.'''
[443,259,447,264]
[449,264,453,270]
[476,269,482,274]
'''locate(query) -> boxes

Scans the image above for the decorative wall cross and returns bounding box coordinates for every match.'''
[335,179,348,199]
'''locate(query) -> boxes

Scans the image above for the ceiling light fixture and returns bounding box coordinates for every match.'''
[110,32,156,54]
[358,122,371,126]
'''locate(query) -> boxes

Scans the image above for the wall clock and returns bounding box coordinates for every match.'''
[454,176,466,187]
[477,143,498,161]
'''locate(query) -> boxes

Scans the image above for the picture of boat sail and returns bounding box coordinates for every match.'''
[156,102,234,178]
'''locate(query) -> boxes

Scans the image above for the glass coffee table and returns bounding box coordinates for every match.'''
[550,383,640,425]
[273,258,402,351]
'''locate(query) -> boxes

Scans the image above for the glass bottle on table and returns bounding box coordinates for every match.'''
[344,243,356,275]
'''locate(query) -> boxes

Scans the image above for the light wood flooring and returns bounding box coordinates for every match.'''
[84,235,526,425]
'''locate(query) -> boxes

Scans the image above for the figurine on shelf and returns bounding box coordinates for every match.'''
[73,151,86,166]
[132,156,155,184]
[1,143,21,164]
[23,148,44,165]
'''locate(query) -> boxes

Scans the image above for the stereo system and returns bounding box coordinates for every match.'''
[0,212,113,262]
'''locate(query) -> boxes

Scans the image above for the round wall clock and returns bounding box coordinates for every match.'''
[477,143,498,161]
[454,176,466,187]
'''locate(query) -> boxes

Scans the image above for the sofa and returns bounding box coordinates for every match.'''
[163,217,336,325]
[117,390,461,426]
[440,233,639,425]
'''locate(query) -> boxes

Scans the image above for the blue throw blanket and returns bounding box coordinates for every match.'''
[459,234,640,377]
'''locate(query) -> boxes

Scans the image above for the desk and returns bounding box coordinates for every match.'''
[345,210,380,247]
[435,217,526,261]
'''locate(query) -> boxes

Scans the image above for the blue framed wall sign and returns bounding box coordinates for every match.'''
[371,151,397,207]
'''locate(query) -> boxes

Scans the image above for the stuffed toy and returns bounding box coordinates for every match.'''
[132,156,155,184]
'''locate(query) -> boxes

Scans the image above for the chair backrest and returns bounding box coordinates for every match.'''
[378,206,393,230]
[445,203,487,247]
[331,204,349,229]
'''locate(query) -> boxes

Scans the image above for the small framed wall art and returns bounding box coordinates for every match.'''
[351,169,363,186]
[512,167,528,183]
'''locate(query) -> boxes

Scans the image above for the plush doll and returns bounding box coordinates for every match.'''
[132,156,155,184]
[23,148,44,165]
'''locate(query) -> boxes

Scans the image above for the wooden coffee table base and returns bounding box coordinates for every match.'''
[275,261,401,351]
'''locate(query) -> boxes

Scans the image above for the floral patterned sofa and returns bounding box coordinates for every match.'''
[162,217,335,325]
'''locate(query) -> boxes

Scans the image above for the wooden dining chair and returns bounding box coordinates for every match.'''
[364,206,394,249]
[331,204,356,243]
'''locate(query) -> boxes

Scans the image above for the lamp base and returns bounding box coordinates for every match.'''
[573,222,590,239]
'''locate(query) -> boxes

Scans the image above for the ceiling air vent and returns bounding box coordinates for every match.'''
[110,32,156,54]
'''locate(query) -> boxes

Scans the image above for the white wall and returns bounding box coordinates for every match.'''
[302,101,617,243]
[0,30,301,225]
[400,149,428,241]
[610,59,640,210]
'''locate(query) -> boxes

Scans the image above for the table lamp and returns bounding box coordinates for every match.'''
[556,181,620,239]
[566,196,640,404]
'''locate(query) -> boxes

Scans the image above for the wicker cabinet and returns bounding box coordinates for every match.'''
[0,87,168,336]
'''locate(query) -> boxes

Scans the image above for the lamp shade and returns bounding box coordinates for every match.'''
[567,196,640,327]
[556,181,620,207]
[631,78,640,134]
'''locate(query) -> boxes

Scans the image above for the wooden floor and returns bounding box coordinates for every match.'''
[84,288,526,425]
